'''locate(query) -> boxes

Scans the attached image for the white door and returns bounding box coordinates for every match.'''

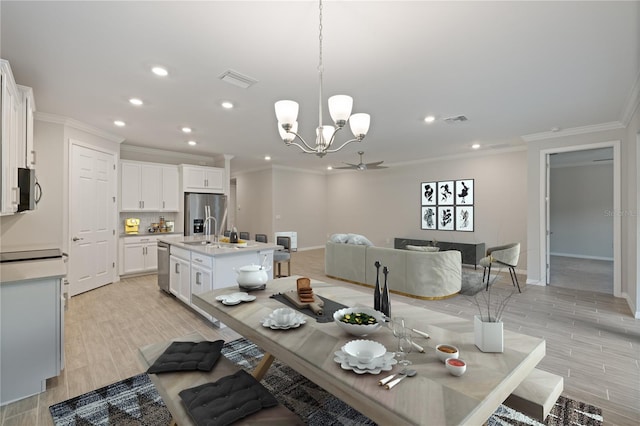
[69,144,116,296]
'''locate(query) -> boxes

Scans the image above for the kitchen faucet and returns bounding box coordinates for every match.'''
[204,205,218,247]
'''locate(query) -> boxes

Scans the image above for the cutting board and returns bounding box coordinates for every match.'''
[282,291,324,316]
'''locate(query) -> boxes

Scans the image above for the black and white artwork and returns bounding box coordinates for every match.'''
[456,206,474,231]
[421,206,436,230]
[438,181,454,205]
[455,179,474,205]
[438,206,454,230]
[421,182,436,206]
[420,178,475,231]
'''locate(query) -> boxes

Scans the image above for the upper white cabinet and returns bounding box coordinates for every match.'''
[120,160,179,212]
[1,59,28,215]
[17,85,35,169]
[181,165,224,193]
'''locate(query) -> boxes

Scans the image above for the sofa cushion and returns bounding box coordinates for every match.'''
[406,245,440,252]
[347,233,374,246]
[329,233,349,243]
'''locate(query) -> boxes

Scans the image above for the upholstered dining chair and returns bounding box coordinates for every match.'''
[274,236,291,278]
[239,231,250,240]
[255,234,268,243]
[479,243,521,292]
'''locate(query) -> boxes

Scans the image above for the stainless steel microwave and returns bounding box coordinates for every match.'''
[17,167,40,212]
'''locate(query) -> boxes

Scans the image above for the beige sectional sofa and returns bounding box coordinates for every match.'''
[325,241,462,299]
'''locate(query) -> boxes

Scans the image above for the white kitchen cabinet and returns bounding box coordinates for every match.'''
[169,245,191,304]
[17,85,35,169]
[181,165,225,193]
[1,60,21,215]
[160,165,179,211]
[1,276,63,405]
[120,161,162,211]
[190,252,213,321]
[121,236,159,275]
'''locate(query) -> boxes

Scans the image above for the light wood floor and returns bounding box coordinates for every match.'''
[550,255,614,294]
[1,249,638,426]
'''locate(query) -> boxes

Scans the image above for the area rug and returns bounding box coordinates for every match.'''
[50,338,602,426]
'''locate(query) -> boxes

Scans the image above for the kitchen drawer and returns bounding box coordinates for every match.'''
[191,252,213,269]
[170,245,190,260]
[124,235,161,245]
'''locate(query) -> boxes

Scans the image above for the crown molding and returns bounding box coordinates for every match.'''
[120,144,216,165]
[34,112,125,143]
[385,145,527,169]
[620,70,640,126]
[521,121,625,142]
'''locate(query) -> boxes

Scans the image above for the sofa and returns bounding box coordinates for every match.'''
[325,241,462,299]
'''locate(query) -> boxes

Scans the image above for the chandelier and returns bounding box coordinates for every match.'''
[274,0,371,158]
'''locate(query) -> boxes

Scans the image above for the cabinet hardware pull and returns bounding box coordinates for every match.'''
[163,201,165,209]
[31,150,36,166]
[175,263,180,273]
[196,272,201,285]
[194,258,202,263]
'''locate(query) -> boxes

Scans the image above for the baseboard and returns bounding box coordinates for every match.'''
[297,245,325,251]
[622,292,640,319]
[526,279,545,286]
[550,252,614,261]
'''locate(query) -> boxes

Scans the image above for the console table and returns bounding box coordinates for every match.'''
[395,237,485,269]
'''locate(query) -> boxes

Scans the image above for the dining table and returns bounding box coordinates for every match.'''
[192,275,545,426]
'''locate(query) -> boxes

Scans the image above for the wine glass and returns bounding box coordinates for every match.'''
[391,316,405,338]
[397,332,413,366]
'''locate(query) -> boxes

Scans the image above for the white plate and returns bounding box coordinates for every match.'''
[216,292,256,304]
[333,350,397,372]
[261,313,306,329]
[221,299,242,306]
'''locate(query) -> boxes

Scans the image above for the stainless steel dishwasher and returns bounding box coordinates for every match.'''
[157,241,170,293]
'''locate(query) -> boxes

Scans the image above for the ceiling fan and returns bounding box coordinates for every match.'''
[334,151,387,171]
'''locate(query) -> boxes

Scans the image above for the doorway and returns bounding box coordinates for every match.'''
[543,143,620,296]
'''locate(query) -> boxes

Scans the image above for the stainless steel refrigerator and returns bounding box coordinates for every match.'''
[184,192,227,237]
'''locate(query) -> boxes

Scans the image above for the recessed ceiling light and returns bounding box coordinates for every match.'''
[327,166,333,170]
[221,101,234,109]
[424,115,436,123]
[471,143,481,149]
[151,66,168,77]
[181,127,192,133]
[264,155,271,161]
[129,98,143,106]
[187,140,197,146]
[113,120,126,127]
[551,127,561,132]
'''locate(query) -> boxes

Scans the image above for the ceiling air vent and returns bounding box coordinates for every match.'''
[443,115,468,124]
[218,70,257,89]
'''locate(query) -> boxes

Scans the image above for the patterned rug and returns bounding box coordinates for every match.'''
[50,338,602,426]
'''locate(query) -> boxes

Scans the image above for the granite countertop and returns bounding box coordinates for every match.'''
[1,256,67,283]
[162,235,281,257]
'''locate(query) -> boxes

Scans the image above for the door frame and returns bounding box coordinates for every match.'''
[67,138,119,293]
[538,140,621,296]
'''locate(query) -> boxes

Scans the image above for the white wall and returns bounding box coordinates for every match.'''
[0,121,65,250]
[550,163,614,259]
[626,106,639,318]
[326,149,529,268]
[234,168,273,240]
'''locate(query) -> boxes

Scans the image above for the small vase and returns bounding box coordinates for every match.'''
[474,315,503,353]
[373,261,382,312]
[381,266,391,318]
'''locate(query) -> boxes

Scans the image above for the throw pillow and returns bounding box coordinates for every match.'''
[346,233,374,246]
[406,245,440,252]
[329,233,349,243]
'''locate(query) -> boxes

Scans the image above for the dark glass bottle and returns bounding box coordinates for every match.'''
[229,227,238,243]
[373,261,382,311]
[381,266,391,318]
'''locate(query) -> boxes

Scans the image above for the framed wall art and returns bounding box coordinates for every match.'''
[420,178,475,231]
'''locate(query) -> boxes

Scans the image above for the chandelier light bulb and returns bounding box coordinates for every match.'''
[349,113,371,139]
[275,100,299,127]
[328,95,353,127]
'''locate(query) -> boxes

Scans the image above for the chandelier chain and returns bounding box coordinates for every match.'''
[318,0,323,73]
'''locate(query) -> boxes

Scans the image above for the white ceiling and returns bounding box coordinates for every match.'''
[2,1,638,173]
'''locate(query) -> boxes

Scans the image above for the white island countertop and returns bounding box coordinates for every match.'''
[159,235,281,257]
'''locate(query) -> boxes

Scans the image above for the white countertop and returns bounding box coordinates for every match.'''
[1,256,67,283]
[161,235,281,256]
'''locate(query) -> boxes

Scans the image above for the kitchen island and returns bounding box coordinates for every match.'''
[158,236,281,327]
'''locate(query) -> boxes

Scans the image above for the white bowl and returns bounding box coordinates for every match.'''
[436,344,459,363]
[445,358,467,376]
[272,307,295,326]
[333,307,384,337]
[342,340,386,364]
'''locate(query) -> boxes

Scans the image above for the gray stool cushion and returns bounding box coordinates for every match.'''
[273,251,290,261]
[179,369,278,426]
[147,340,224,374]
